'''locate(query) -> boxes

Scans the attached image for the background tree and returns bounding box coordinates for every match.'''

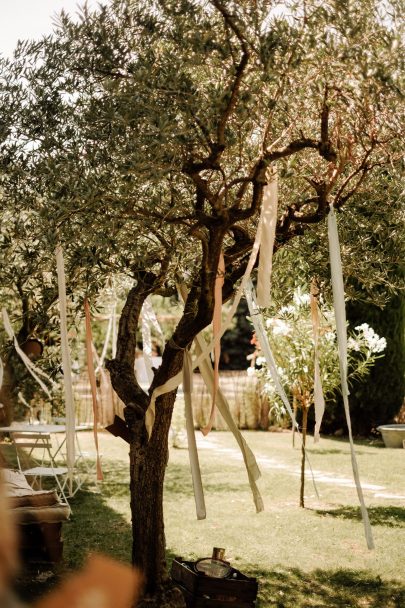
[0,1,403,605]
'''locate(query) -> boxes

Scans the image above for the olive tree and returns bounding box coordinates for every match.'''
[1,1,403,604]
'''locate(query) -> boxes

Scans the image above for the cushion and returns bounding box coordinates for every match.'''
[13,504,70,524]
[7,490,59,509]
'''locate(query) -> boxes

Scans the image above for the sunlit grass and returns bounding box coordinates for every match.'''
[10,429,405,606]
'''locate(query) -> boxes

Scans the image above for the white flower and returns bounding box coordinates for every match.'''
[256,356,266,366]
[354,323,386,353]
[347,337,360,352]
[272,319,291,336]
[246,367,256,377]
[293,292,310,306]
[279,305,295,315]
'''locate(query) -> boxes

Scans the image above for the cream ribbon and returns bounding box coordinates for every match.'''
[84,298,104,481]
[145,209,264,437]
[193,332,264,512]
[327,205,374,550]
[55,245,76,494]
[179,283,263,512]
[257,167,278,308]
[201,252,225,436]
[183,350,206,519]
[310,286,325,443]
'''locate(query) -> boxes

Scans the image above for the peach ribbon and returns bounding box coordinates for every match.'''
[84,298,104,481]
[201,252,225,435]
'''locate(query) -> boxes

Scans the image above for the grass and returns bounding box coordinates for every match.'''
[7,427,405,607]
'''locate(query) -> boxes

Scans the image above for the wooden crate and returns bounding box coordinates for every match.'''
[19,522,64,563]
[171,558,258,607]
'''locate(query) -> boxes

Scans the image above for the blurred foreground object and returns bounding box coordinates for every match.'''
[0,467,20,607]
[33,554,143,608]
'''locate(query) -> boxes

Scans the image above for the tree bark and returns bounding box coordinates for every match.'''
[129,390,175,590]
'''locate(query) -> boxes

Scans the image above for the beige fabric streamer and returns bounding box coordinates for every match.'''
[144,282,264,512]
[179,283,263,512]
[183,350,206,519]
[193,334,264,512]
[55,245,76,494]
[145,209,263,437]
[257,167,278,308]
[84,298,104,482]
[310,282,325,443]
[91,341,115,426]
[328,205,374,550]
[201,252,225,436]
[99,367,115,427]
[112,305,117,359]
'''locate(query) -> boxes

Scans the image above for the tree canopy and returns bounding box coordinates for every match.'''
[0,0,404,603]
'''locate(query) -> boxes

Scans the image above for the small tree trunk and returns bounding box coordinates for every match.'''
[128,390,186,608]
[299,405,308,508]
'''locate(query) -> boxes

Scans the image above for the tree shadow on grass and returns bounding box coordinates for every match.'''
[313,505,405,528]
[164,462,244,497]
[253,566,405,608]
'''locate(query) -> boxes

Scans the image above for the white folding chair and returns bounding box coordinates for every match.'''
[11,432,69,505]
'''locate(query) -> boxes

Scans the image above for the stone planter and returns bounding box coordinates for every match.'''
[377,424,405,448]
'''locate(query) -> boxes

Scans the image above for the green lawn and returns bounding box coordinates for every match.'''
[12,428,405,607]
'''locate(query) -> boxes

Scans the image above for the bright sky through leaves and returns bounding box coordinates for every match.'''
[0,0,101,58]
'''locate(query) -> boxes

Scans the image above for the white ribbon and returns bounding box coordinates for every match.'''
[245,279,319,499]
[141,308,154,385]
[141,296,165,387]
[313,359,325,443]
[327,206,374,550]
[143,297,164,339]
[1,308,55,399]
[257,167,278,308]
[145,283,264,512]
[245,281,299,428]
[55,245,76,493]
[201,252,225,436]
[183,350,206,519]
[96,305,114,373]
